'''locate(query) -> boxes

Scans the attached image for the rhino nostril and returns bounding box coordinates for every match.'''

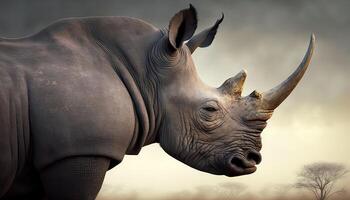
[247,151,262,165]
[230,157,246,169]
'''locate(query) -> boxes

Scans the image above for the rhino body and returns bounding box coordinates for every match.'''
[0,17,158,199]
[0,5,314,200]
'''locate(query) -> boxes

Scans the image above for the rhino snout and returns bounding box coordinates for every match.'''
[225,150,262,176]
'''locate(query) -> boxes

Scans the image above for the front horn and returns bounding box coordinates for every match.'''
[262,34,315,110]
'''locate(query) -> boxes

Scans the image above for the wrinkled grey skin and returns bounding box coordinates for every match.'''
[0,5,314,200]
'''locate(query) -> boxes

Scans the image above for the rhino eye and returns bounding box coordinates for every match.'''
[197,102,224,131]
[201,100,221,113]
[203,106,218,112]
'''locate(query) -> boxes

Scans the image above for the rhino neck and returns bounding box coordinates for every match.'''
[84,17,163,154]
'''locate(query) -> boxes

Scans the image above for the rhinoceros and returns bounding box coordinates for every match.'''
[0,4,314,200]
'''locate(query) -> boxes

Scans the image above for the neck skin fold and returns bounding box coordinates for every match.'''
[87,24,163,155]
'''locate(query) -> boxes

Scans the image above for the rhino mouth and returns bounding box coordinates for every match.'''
[226,164,257,177]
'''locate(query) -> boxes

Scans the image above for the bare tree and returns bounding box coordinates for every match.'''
[295,162,348,200]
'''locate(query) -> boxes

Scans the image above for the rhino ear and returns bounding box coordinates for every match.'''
[168,4,198,50]
[186,13,224,54]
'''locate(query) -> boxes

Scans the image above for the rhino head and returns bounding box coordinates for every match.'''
[147,5,314,177]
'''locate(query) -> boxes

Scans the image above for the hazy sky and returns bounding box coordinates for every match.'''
[1,0,349,199]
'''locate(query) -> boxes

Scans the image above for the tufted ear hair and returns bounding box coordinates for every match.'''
[186,13,224,54]
[167,4,198,50]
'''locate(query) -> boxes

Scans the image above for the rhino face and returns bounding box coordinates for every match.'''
[151,5,314,177]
